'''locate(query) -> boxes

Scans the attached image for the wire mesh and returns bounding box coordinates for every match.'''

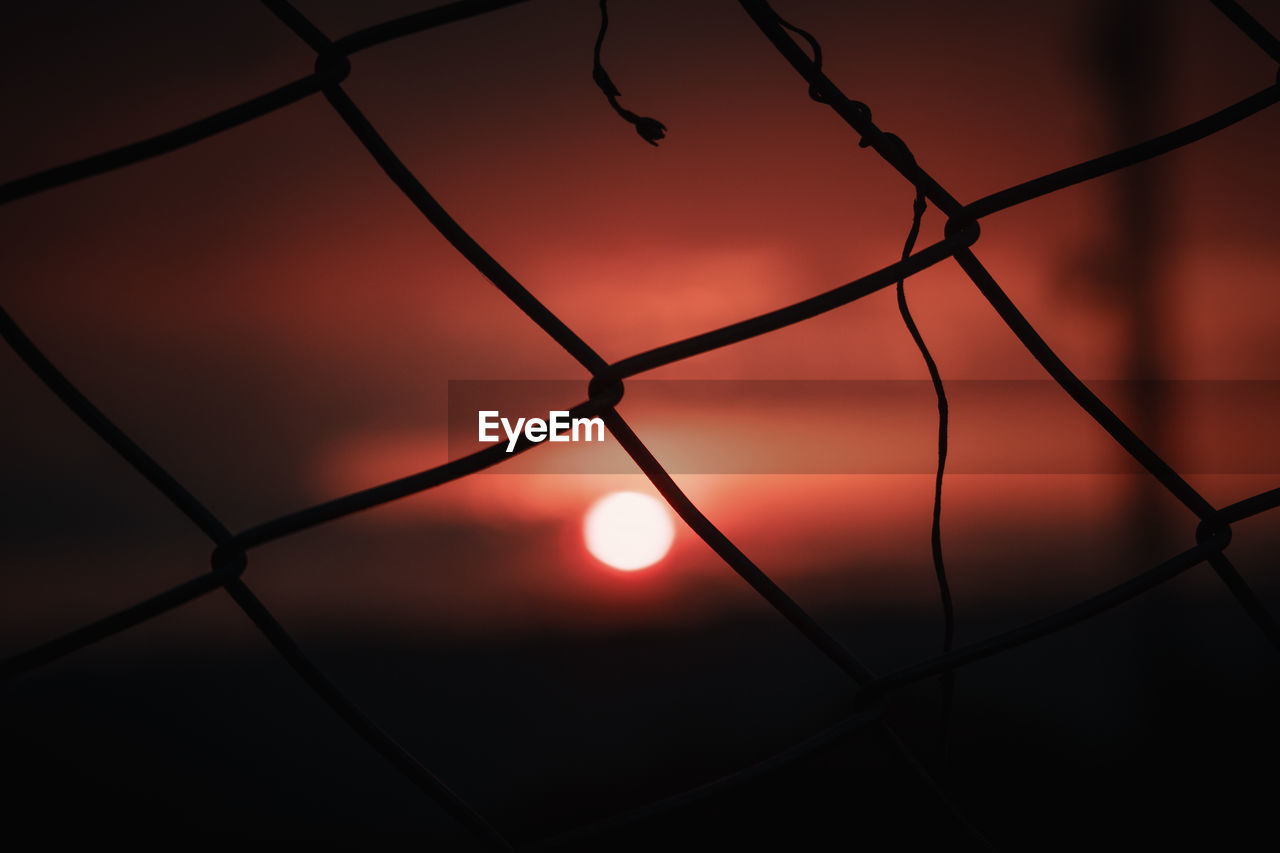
[2,0,1278,848]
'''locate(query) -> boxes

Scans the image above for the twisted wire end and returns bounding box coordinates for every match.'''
[593,0,667,146]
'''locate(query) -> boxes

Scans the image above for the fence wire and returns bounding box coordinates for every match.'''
[3,0,1279,849]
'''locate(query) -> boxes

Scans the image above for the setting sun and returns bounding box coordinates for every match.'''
[583,491,676,571]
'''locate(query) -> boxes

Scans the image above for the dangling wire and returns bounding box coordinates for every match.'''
[768,0,959,773]
[895,182,957,772]
[592,0,667,145]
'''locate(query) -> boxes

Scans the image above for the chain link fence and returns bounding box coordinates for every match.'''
[2,0,1278,848]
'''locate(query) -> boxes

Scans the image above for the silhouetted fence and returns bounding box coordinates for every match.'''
[3,1,1278,849]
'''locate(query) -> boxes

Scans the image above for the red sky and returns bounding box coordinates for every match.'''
[1,0,1278,648]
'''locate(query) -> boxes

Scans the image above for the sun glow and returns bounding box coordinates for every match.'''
[583,491,675,571]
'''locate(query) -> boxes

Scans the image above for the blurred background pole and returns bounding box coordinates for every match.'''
[1089,0,1175,732]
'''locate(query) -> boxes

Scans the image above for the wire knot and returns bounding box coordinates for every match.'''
[587,371,625,409]
[314,47,351,85]
[211,543,249,581]
[1195,515,1233,552]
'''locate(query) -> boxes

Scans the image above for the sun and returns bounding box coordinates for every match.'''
[583,491,675,571]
